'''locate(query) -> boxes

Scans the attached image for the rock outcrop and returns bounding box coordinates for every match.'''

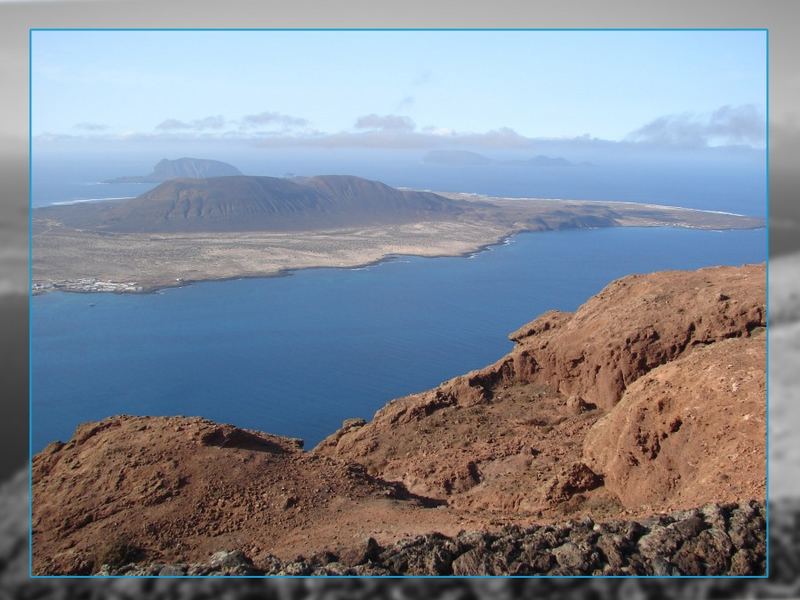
[584,335,766,509]
[504,264,764,411]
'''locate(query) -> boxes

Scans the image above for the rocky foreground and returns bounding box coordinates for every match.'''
[32,264,766,576]
[6,474,800,596]
[98,501,766,577]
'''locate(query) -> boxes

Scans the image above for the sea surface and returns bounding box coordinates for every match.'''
[31,226,766,452]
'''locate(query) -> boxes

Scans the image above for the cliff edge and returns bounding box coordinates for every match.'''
[32,263,766,575]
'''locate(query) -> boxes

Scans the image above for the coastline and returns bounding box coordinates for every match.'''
[32,218,764,297]
[33,231,519,296]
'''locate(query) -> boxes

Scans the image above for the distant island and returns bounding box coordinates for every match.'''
[103,157,242,184]
[32,173,764,294]
[423,150,590,167]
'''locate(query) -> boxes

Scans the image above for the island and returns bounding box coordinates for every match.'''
[102,157,242,184]
[32,174,764,294]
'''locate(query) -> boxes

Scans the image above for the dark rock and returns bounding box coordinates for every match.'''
[671,512,706,539]
[637,525,684,560]
[596,534,627,570]
[339,537,382,567]
[728,501,763,548]
[157,565,187,576]
[207,550,256,573]
[277,560,313,576]
[729,548,759,575]
[452,548,493,576]
[308,550,338,567]
[552,541,590,571]
[650,557,678,576]
[700,503,728,531]
[672,529,733,575]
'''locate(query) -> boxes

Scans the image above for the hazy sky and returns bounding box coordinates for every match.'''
[32,29,767,147]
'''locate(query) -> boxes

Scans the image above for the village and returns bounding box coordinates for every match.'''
[32,278,144,295]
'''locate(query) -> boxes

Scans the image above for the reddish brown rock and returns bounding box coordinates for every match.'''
[31,416,470,575]
[507,264,765,411]
[545,463,604,504]
[583,334,766,511]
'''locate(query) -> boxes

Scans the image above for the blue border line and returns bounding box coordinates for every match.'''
[29,27,768,31]
[764,27,770,580]
[27,27,771,580]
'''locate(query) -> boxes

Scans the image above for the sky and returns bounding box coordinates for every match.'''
[31,29,767,149]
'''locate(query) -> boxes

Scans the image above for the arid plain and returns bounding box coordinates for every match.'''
[33,190,763,294]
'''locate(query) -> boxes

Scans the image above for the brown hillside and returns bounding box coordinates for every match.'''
[317,265,765,508]
[32,264,766,575]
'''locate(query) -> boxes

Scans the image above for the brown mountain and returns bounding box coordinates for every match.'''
[32,264,765,576]
[38,175,464,233]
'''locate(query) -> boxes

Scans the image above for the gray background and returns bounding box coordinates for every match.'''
[0,0,797,596]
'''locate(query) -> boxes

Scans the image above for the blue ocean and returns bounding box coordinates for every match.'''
[31,226,766,452]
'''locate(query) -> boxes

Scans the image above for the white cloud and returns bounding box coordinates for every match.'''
[627,104,765,148]
[240,111,308,129]
[156,115,226,131]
